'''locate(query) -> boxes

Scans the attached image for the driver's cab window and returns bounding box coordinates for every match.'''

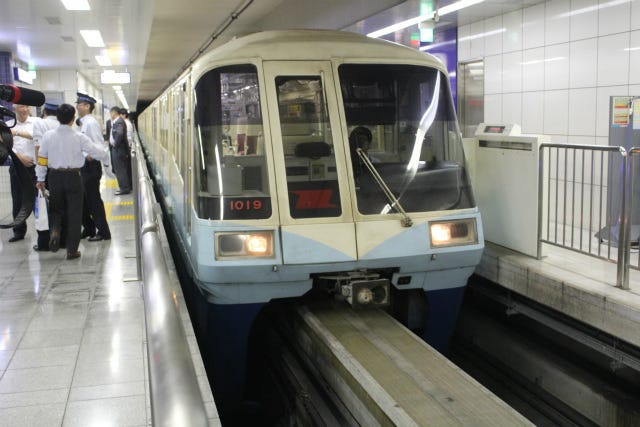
[339,64,474,214]
[275,76,342,219]
[193,64,271,220]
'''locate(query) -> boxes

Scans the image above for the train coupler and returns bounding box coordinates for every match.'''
[319,272,390,308]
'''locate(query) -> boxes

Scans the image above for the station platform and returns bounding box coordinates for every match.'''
[476,242,640,349]
[0,173,219,426]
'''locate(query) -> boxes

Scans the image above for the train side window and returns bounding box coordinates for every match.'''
[193,64,271,220]
[275,76,341,219]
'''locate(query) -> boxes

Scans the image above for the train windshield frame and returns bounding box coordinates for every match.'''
[193,64,272,220]
[338,63,475,214]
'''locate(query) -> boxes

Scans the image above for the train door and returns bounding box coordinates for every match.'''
[263,61,357,264]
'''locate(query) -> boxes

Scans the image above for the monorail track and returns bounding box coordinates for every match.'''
[263,299,533,427]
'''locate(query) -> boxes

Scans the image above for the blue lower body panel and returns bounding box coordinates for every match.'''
[422,286,466,353]
[205,302,264,415]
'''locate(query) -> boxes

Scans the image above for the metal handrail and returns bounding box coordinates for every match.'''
[131,136,209,426]
[537,143,629,289]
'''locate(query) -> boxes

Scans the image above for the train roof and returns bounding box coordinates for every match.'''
[192,29,445,73]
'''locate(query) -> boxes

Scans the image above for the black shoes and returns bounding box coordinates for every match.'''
[81,230,95,239]
[8,236,24,242]
[66,251,81,260]
[88,235,111,242]
[33,245,49,252]
[115,190,131,195]
[49,230,60,253]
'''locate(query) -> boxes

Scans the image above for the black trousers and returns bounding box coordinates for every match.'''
[113,148,132,192]
[81,159,110,238]
[9,164,35,238]
[48,170,83,253]
[36,172,50,249]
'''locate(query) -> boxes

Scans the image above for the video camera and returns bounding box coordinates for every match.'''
[0,84,45,164]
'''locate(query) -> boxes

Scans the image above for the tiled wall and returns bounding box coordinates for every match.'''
[458,0,640,146]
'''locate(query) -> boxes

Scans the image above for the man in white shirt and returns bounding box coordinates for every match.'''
[8,104,35,242]
[36,103,108,260]
[31,101,60,251]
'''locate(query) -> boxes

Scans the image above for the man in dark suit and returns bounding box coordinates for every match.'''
[109,106,131,195]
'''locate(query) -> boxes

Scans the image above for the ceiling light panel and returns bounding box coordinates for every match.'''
[61,0,90,10]
[80,30,105,47]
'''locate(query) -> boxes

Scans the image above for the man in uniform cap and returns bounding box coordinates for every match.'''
[76,92,111,241]
[31,101,61,251]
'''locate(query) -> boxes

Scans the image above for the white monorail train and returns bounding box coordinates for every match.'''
[138,29,484,410]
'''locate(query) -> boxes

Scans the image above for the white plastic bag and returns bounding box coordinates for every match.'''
[35,189,49,231]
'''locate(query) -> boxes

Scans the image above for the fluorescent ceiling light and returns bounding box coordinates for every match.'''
[95,55,112,66]
[368,0,485,38]
[61,0,90,10]
[101,70,130,84]
[112,85,122,90]
[80,30,105,47]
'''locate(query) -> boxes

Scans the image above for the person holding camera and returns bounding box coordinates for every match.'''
[8,104,35,243]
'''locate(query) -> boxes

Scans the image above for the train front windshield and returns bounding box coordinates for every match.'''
[339,64,475,214]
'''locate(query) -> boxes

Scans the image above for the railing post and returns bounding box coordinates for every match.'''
[537,144,545,260]
[124,140,142,282]
[616,148,630,289]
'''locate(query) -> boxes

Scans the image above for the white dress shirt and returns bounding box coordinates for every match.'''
[80,114,103,144]
[36,125,109,181]
[32,116,59,148]
[12,116,35,161]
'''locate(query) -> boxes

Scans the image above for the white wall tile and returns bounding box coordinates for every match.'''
[60,71,76,89]
[633,0,640,31]
[570,0,598,41]
[630,84,640,95]
[484,16,504,55]
[502,93,523,124]
[522,91,545,133]
[503,51,523,92]
[484,94,503,122]
[597,33,630,86]
[545,43,570,90]
[469,21,486,58]
[522,47,546,91]
[544,89,570,134]
[596,85,629,137]
[484,54,503,94]
[523,3,546,49]
[546,0,571,45]
[568,135,596,145]
[503,10,523,52]
[599,0,631,36]
[569,38,598,88]
[458,24,471,61]
[568,88,597,135]
[595,136,609,146]
[630,30,640,84]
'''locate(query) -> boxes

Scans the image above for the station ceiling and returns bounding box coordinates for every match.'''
[0,0,542,111]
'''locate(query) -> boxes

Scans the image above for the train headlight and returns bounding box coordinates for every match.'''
[429,219,478,248]
[215,231,274,259]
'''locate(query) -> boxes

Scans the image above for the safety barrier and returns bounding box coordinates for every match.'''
[537,143,633,290]
[131,138,210,426]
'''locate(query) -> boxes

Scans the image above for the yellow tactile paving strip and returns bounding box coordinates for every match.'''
[105,201,134,221]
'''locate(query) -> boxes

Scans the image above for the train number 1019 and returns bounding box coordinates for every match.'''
[229,199,263,211]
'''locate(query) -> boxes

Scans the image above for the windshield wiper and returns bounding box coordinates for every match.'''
[356,148,413,227]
